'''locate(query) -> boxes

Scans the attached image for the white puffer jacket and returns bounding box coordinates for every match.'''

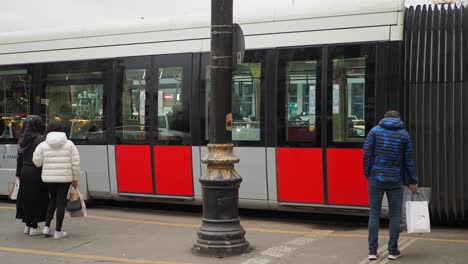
[33,132,80,183]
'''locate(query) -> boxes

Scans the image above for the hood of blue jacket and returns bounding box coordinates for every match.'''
[378,117,405,130]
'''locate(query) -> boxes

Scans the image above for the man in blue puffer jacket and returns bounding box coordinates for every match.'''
[363,110,418,261]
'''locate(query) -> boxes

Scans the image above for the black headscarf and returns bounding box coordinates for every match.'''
[17,115,43,154]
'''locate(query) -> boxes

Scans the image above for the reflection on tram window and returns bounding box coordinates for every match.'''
[204,62,262,142]
[0,69,31,139]
[332,57,366,143]
[118,69,149,143]
[42,71,105,143]
[232,63,261,141]
[286,61,317,143]
[156,66,190,145]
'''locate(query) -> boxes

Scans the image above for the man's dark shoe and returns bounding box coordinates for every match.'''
[368,249,378,260]
[388,249,401,260]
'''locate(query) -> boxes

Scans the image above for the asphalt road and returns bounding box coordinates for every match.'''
[1,199,467,264]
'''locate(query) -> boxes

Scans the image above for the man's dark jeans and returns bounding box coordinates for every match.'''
[368,181,402,251]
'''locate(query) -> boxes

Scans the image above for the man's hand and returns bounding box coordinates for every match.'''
[409,184,418,193]
[72,180,78,188]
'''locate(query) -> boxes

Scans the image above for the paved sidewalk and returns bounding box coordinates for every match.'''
[0,200,467,264]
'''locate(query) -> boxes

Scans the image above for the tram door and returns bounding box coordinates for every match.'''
[276,47,324,204]
[152,55,193,196]
[115,54,193,197]
[199,50,269,202]
[277,44,375,207]
[325,45,374,206]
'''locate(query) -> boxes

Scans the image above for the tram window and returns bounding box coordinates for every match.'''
[277,47,321,147]
[41,63,107,144]
[0,68,31,139]
[286,61,318,143]
[327,44,375,147]
[156,66,190,145]
[331,57,366,143]
[117,68,149,143]
[203,62,263,143]
[204,50,264,145]
[232,63,262,141]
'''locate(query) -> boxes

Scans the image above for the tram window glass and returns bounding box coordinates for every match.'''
[0,69,31,139]
[41,63,107,144]
[156,66,190,145]
[202,51,265,145]
[286,61,318,143]
[277,47,321,147]
[118,68,149,143]
[328,44,375,147]
[232,63,262,141]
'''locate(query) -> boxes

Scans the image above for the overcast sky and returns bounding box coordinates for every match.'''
[0,0,437,33]
[0,0,209,32]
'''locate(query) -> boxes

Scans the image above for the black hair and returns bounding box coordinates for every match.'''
[46,121,65,134]
[384,110,401,119]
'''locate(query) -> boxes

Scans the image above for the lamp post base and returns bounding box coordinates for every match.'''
[192,228,249,257]
[192,144,249,257]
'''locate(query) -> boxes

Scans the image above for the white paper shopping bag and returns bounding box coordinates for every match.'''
[406,200,431,233]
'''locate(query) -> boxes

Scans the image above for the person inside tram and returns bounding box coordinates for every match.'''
[55,105,73,138]
[347,117,358,137]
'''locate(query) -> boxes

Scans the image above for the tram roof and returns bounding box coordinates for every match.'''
[0,0,404,44]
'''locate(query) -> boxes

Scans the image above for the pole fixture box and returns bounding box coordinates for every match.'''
[233,23,245,70]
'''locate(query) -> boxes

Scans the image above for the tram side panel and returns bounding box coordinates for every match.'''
[75,145,109,199]
[0,144,92,199]
[200,146,270,209]
[0,144,18,196]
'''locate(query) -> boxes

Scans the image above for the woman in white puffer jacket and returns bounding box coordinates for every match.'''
[33,121,80,239]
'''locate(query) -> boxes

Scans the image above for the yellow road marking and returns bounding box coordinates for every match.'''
[0,246,191,264]
[87,215,198,228]
[2,205,468,244]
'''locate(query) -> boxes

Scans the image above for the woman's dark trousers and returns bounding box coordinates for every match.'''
[45,183,71,232]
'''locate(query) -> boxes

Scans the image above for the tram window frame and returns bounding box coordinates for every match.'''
[200,49,267,147]
[115,56,151,145]
[326,43,376,148]
[39,60,112,145]
[0,65,34,144]
[153,53,192,146]
[276,47,322,148]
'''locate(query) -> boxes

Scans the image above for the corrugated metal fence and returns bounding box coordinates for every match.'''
[404,5,468,222]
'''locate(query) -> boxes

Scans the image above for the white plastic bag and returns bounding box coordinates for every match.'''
[8,178,20,200]
[69,189,87,218]
[401,186,431,233]
[406,191,431,233]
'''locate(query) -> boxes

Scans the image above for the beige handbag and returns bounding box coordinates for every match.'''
[69,192,80,202]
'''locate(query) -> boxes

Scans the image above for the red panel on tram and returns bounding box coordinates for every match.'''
[327,148,369,206]
[154,146,193,196]
[277,148,324,203]
[116,145,153,194]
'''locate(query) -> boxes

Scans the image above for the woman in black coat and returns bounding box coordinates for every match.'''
[15,115,49,235]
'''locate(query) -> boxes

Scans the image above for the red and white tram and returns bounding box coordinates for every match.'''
[0,0,412,215]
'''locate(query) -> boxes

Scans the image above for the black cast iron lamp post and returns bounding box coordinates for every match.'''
[192,0,249,257]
